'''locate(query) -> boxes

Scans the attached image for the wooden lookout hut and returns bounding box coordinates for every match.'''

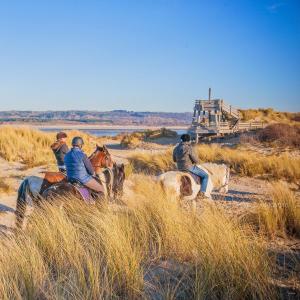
[188,89,264,142]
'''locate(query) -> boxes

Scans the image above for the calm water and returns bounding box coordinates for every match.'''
[41,128,187,137]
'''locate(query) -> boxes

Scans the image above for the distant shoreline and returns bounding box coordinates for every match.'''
[0,123,189,130]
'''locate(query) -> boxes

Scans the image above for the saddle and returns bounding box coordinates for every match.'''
[69,179,103,203]
[177,172,202,197]
[184,171,202,185]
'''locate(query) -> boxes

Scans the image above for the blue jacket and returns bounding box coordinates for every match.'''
[64,147,94,184]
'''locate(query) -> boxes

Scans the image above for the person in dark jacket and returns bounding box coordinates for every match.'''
[64,136,104,193]
[51,132,69,173]
[173,134,209,197]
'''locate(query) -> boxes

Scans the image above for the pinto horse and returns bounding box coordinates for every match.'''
[157,163,230,200]
[15,145,113,228]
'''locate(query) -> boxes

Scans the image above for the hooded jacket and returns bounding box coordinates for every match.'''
[172,142,199,171]
[51,141,69,166]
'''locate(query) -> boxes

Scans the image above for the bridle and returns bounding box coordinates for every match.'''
[89,148,113,169]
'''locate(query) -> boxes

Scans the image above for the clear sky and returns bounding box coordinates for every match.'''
[0,0,299,112]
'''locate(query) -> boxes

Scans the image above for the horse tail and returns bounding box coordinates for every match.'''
[15,178,30,228]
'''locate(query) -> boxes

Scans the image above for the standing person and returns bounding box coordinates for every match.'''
[173,134,210,198]
[64,137,104,194]
[51,131,69,173]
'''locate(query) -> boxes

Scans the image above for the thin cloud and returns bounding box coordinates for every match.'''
[267,2,286,12]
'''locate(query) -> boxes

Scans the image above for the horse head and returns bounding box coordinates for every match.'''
[89,144,114,174]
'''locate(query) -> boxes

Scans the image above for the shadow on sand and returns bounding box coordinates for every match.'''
[212,189,261,203]
[0,203,15,213]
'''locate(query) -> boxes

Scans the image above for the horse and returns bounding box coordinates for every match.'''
[15,145,114,228]
[157,163,230,201]
[42,162,125,203]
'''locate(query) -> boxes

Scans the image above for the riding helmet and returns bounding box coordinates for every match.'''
[181,134,191,142]
[56,131,67,140]
[72,136,84,147]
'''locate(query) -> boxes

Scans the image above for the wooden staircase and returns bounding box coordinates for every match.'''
[221,101,240,120]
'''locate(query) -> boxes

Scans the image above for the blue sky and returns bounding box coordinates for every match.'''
[0,0,299,112]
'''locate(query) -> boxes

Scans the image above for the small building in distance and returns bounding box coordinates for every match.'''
[188,89,264,142]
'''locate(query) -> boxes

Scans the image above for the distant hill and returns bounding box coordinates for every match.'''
[0,108,298,126]
[0,110,193,126]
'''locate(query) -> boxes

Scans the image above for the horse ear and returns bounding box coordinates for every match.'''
[103,145,108,153]
[96,144,103,151]
[120,163,124,170]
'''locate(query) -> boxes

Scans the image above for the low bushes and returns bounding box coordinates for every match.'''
[257,123,300,148]
[120,128,177,148]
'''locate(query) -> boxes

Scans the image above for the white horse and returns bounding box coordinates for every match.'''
[157,163,230,201]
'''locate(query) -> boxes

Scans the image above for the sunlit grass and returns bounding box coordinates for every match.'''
[246,182,300,238]
[0,176,275,299]
[129,144,300,183]
[0,126,108,168]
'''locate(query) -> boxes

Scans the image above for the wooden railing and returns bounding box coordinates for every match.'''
[221,102,240,119]
[191,121,265,134]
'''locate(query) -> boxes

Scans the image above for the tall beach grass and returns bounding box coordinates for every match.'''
[246,182,300,238]
[0,176,275,299]
[0,126,106,168]
[129,144,300,183]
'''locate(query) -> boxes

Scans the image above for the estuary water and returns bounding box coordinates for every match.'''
[40,128,187,137]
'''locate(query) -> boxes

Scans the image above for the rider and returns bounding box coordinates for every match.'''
[173,134,209,198]
[64,137,104,194]
[51,131,69,173]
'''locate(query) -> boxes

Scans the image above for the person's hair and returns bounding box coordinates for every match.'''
[181,134,191,142]
[56,131,67,140]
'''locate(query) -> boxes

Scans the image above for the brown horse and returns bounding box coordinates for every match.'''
[42,162,125,203]
[15,145,113,228]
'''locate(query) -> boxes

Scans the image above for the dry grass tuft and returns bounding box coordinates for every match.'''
[0,176,275,299]
[0,176,15,194]
[248,183,300,238]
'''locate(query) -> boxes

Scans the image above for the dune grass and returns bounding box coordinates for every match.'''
[239,108,300,123]
[0,176,15,195]
[0,176,275,299]
[120,128,177,148]
[0,126,107,168]
[129,144,300,183]
[1,126,299,183]
[246,183,300,238]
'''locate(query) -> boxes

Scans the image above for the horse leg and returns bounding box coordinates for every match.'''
[15,179,29,228]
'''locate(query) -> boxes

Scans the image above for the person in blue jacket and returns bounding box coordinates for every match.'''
[64,136,104,193]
